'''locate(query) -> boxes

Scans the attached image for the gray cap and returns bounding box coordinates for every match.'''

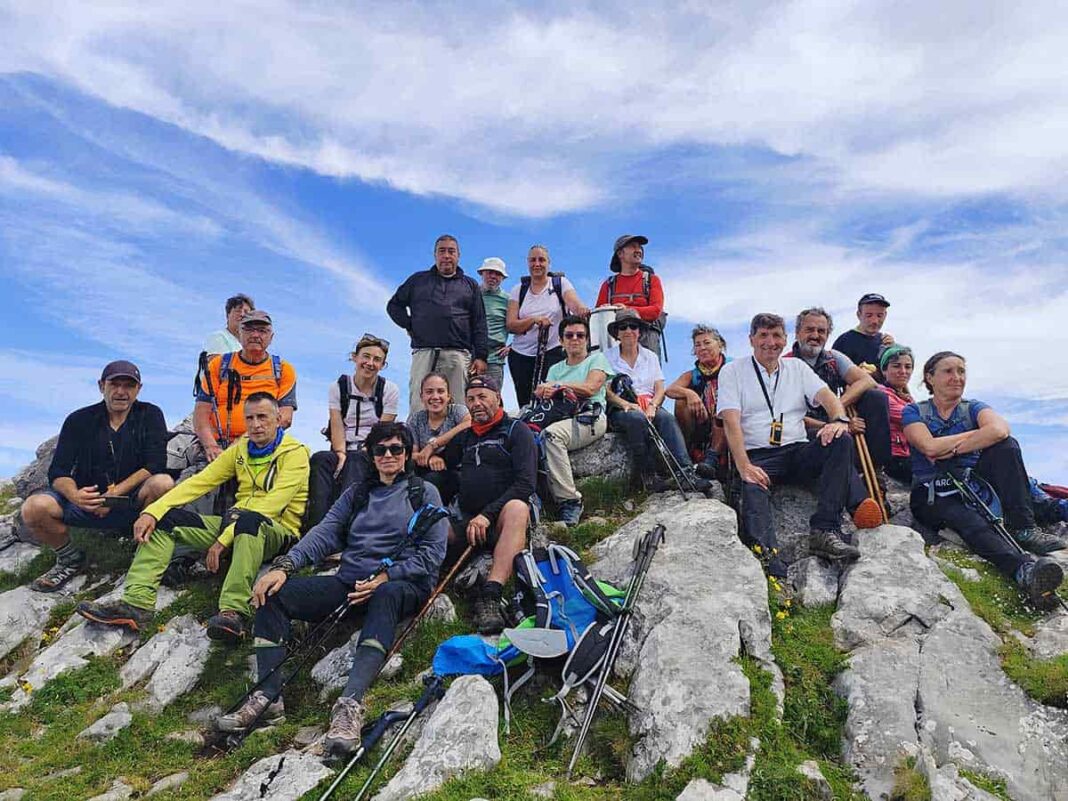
[610,234,649,273]
[241,310,273,326]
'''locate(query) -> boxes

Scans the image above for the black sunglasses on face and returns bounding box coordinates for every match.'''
[372,443,406,457]
[563,331,587,340]
[616,322,641,331]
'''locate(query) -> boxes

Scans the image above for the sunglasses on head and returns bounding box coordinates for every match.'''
[371,443,406,457]
[357,332,390,350]
[616,322,641,331]
[563,331,587,340]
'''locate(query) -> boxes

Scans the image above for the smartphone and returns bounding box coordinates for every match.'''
[102,495,135,512]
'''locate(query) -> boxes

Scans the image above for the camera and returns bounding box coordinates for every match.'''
[768,416,784,447]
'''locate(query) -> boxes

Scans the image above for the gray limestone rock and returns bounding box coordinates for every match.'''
[0,542,39,576]
[121,614,211,710]
[916,747,1003,801]
[12,436,57,498]
[589,496,779,782]
[146,771,190,797]
[833,524,1068,800]
[87,780,134,801]
[0,577,87,662]
[77,702,133,743]
[1029,610,1068,659]
[570,432,631,483]
[787,556,840,607]
[210,752,332,801]
[372,675,501,801]
[165,729,204,747]
[676,778,743,801]
[0,789,26,801]
[797,759,833,801]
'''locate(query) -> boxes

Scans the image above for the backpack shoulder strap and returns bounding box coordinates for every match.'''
[606,273,617,300]
[519,275,532,309]
[407,474,426,511]
[271,354,283,387]
[337,374,351,420]
[551,274,566,316]
[373,376,386,419]
[640,266,652,301]
[219,352,234,382]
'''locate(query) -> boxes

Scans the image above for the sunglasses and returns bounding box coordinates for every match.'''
[563,331,587,340]
[371,443,406,457]
[356,332,390,351]
[616,322,641,331]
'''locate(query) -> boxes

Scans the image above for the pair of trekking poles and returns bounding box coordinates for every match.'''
[846,404,889,525]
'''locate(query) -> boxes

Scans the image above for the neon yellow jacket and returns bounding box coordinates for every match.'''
[143,432,310,545]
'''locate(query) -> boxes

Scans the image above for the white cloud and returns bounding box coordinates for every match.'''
[4,1,1068,216]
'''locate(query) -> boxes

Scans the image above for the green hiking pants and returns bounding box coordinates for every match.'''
[123,508,296,616]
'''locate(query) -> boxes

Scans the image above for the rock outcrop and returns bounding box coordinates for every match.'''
[121,614,212,710]
[589,494,780,782]
[570,432,631,483]
[0,577,87,661]
[832,524,1068,800]
[372,675,501,801]
[209,752,332,801]
[11,436,57,498]
[77,702,133,743]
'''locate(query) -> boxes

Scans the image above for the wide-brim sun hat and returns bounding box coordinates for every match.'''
[609,234,649,273]
[607,307,648,338]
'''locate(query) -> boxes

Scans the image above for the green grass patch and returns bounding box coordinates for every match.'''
[999,639,1068,708]
[890,757,931,801]
[934,547,1042,636]
[958,768,1011,800]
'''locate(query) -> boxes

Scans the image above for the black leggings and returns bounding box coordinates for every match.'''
[508,346,565,408]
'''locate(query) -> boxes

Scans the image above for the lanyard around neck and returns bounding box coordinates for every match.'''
[751,357,781,418]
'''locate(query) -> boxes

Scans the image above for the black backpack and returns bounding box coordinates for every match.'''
[518,272,568,318]
[343,471,426,531]
[322,374,386,440]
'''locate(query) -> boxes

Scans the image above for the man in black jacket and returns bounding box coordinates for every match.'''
[386,234,489,413]
[449,374,536,634]
[20,361,174,592]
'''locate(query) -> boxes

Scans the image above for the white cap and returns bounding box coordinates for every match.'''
[477,257,508,277]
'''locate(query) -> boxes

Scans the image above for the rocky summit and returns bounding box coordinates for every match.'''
[2,432,1068,800]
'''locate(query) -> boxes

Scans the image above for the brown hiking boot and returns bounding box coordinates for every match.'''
[324,696,365,756]
[76,599,154,633]
[216,690,286,732]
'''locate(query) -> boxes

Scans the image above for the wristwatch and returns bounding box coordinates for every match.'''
[834,417,850,425]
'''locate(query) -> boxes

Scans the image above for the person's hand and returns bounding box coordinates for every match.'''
[741,463,770,490]
[535,316,553,328]
[644,402,658,420]
[573,304,591,318]
[73,486,104,513]
[495,345,511,360]
[470,359,488,376]
[857,363,878,375]
[818,421,849,446]
[204,441,224,462]
[428,455,446,471]
[848,416,866,435]
[133,513,157,544]
[533,383,553,400]
[333,450,347,478]
[466,514,491,546]
[881,333,895,347]
[252,570,288,608]
[413,446,432,468]
[206,540,230,573]
[92,505,112,519]
[686,390,707,419]
[348,572,388,605]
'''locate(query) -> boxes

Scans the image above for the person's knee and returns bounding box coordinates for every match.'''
[233,510,271,538]
[498,499,530,532]
[986,436,1020,455]
[310,450,336,470]
[20,493,60,526]
[158,508,203,531]
[141,474,174,501]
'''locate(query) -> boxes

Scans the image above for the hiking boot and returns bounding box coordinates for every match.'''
[682,467,713,494]
[324,696,365,757]
[644,475,673,493]
[472,592,507,635]
[557,500,583,528]
[1012,528,1066,555]
[809,529,861,562]
[1016,557,1065,611]
[76,599,154,633]
[30,552,86,593]
[161,554,208,588]
[206,610,249,642]
[852,498,883,530]
[216,690,285,733]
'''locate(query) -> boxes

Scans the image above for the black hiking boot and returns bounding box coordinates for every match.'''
[809,529,861,562]
[206,610,249,642]
[161,554,208,588]
[1012,528,1066,555]
[681,467,712,494]
[1016,557,1064,611]
[472,591,507,635]
[31,552,86,593]
[76,599,154,633]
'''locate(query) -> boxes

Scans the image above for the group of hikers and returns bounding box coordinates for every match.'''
[7,231,1068,760]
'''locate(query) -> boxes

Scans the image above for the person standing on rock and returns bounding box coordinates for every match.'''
[831,292,895,378]
[449,374,536,634]
[76,393,310,640]
[20,361,174,592]
[203,293,254,357]
[595,234,667,360]
[717,313,861,579]
[533,315,614,527]
[219,422,449,757]
[194,310,298,461]
[305,334,399,530]
[903,351,1065,608]
[386,234,489,413]
[477,257,512,392]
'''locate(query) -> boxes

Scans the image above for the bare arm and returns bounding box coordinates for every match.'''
[506,300,540,335]
[562,288,589,316]
[905,408,1009,460]
[110,468,151,497]
[839,366,877,411]
[814,387,847,422]
[541,369,606,400]
[721,409,769,489]
[328,409,346,455]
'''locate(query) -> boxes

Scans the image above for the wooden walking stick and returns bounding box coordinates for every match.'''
[847,406,889,524]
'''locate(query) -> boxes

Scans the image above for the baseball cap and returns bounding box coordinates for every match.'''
[241,310,273,326]
[100,360,142,384]
[857,293,890,308]
[477,257,508,278]
[466,374,501,394]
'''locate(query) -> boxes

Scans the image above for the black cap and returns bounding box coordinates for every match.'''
[100,360,142,383]
[857,293,890,308]
[466,374,501,394]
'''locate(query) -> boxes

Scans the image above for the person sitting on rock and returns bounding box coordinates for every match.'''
[203,293,254,357]
[717,313,862,579]
[878,344,916,484]
[666,324,729,480]
[449,374,536,634]
[76,393,310,640]
[194,310,298,461]
[831,292,895,378]
[218,422,449,756]
[533,315,614,527]
[903,351,1065,607]
[604,309,710,493]
[20,360,174,592]
[306,334,399,530]
[408,371,471,506]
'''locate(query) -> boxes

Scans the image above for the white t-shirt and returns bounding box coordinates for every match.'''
[716,356,828,451]
[604,345,663,397]
[327,375,401,448]
[203,329,241,355]
[508,276,576,356]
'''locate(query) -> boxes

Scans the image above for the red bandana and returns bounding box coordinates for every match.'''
[471,407,505,437]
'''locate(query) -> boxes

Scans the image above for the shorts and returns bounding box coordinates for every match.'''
[42,486,144,531]
[448,494,541,549]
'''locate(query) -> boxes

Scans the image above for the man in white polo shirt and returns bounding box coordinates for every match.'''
[717,312,860,578]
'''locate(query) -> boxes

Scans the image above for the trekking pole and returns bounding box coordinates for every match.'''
[384,544,475,664]
[315,707,412,800]
[351,674,447,801]
[642,415,695,499]
[846,406,889,524]
[944,469,1068,613]
[567,525,665,778]
[530,325,550,404]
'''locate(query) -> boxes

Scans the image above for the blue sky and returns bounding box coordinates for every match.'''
[1,1,1066,483]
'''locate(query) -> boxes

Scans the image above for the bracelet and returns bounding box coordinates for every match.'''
[270,555,296,576]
